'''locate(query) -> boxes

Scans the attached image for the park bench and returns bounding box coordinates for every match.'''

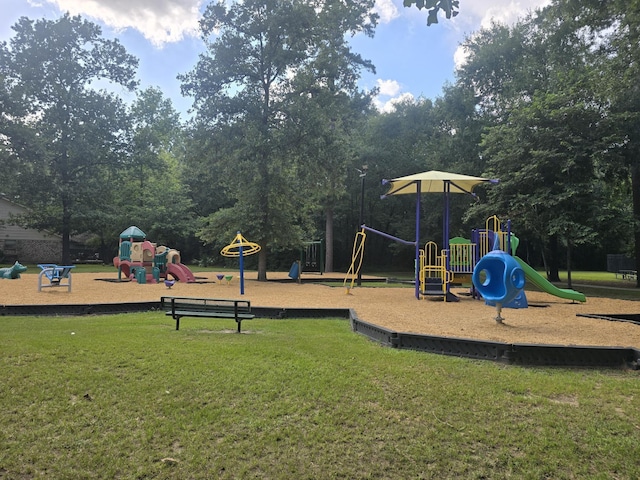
[615,270,637,281]
[161,296,255,333]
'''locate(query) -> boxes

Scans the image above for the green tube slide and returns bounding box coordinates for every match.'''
[514,256,586,302]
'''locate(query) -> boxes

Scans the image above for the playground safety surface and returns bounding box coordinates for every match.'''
[2,271,640,366]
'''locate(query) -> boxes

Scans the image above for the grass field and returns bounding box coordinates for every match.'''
[1,313,639,479]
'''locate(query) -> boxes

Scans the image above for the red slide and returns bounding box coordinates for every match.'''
[113,257,131,278]
[166,262,196,283]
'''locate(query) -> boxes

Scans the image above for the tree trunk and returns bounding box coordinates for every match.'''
[566,238,572,289]
[546,235,560,282]
[632,164,640,288]
[61,198,72,265]
[540,244,548,277]
[325,207,334,273]
[257,247,268,281]
[99,238,111,265]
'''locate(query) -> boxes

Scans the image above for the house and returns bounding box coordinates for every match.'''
[0,197,62,264]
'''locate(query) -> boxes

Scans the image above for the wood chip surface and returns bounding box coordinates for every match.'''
[2,271,640,348]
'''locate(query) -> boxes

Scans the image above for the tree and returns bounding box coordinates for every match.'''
[180,0,316,280]
[119,88,196,253]
[403,0,459,26]
[0,14,138,263]
[589,0,640,286]
[480,91,604,286]
[181,0,376,279]
[359,99,445,264]
[286,0,378,272]
[456,6,615,282]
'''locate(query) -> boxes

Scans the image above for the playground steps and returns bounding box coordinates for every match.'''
[421,278,460,302]
[421,277,444,296]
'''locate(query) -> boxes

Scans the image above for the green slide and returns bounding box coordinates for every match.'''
[514,256,586,302]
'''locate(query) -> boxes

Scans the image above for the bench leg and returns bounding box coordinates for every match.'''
[237,319,241,333]
[176,317,180,331]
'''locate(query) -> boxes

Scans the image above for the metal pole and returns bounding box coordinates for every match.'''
[415,180,421,300]
[357,165,367,286]
[238,231,245,295]
[360,225,415,246]
[444,181,450,296]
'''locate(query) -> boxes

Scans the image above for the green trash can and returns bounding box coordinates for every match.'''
[135,267,147,284]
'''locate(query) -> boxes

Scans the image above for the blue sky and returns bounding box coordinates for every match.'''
[2,0,549,120]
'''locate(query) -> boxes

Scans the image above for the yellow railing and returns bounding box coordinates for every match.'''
[419,241,449,300]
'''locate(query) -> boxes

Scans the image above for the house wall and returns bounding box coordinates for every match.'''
[1,239,62,264]
[0,198,62,264]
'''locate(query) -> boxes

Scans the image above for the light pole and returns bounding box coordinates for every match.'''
[357,165,368,286]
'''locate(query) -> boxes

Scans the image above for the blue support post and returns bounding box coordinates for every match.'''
[444,181,451,295]
[415,181,422,300]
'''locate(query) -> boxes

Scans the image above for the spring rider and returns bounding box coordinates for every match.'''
[0,261,27,279]
[472,250,526,323]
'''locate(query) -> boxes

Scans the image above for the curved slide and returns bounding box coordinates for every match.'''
[514,256,586,302]
[166,262,196,283]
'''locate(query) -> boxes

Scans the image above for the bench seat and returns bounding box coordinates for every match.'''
[161,296,255,333]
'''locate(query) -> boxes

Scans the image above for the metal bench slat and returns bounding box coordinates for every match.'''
[161,296,254,332]
[166,311,254,319]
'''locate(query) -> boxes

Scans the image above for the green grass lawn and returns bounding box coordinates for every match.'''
[1,313,639,479]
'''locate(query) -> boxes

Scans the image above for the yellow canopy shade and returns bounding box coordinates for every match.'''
[382,170,494,197]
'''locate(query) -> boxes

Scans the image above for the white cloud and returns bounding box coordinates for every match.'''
[452,0,551,69]
[476,0,551,30]
[372,79,414,112]
[373,0,399,24]
[376,78,402,97]
[45,0,202,47]
[453,44,470,71]
[374,91,415,112]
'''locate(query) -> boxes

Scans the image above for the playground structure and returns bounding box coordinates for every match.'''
[113,226,196,284]
[220,231,261,295]
[379,170,498,299]
[345,191,587,310]
[420,215,523,302]
[344,169,586,310]
[288,240,325,282]
[301,240,324,274]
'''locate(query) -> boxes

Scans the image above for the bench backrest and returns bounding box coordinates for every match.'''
[161,296,251,313]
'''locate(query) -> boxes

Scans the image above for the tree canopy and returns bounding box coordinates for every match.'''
[181,0,378,280]
[3,0,640,283]
[403,0,459,26]
[0,14,138,263]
